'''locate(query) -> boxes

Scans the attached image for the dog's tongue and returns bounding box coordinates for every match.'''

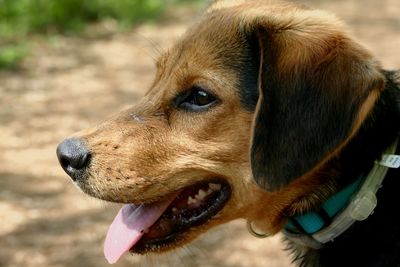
[104,195,176,264]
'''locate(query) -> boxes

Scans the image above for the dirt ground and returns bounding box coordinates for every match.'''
[0,1,399,267]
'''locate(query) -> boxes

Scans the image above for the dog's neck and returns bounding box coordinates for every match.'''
[287,70,400,267]
[284,138,398,247]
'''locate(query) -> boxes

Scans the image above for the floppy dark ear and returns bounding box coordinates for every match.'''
[248,18,384,192]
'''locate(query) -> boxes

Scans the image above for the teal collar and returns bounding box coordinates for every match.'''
[282,138,399,249]
[285,177,363,235]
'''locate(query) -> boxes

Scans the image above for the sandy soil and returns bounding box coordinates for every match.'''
[0,1,399,266]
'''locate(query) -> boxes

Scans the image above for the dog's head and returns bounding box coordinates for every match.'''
[57,0,384,259]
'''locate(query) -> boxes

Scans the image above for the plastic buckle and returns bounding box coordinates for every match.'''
[349,191,377,221]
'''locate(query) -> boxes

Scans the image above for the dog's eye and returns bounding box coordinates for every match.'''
[177,88,218,111]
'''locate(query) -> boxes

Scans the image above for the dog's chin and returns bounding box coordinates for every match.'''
[130,179,231,254]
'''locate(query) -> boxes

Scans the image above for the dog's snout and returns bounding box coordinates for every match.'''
[56,138,91,181]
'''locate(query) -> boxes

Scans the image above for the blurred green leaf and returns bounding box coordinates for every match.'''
[0,44,28,69]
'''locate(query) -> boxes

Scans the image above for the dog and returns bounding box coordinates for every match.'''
[56,0,400,266]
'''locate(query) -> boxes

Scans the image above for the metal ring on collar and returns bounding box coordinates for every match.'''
[246,220,272,238]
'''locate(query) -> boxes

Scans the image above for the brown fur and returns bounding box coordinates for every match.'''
[67,0,386,254]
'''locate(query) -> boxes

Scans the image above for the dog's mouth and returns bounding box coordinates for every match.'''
[104,179,231,264]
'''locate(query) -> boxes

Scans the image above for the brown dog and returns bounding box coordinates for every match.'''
[57,0,400,266]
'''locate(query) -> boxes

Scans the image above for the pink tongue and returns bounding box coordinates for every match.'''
[104,195,176,264]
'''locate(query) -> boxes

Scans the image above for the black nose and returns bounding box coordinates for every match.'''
[56,138,91,181]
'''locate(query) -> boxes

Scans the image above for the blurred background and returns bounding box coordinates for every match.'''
[0,0,399,266]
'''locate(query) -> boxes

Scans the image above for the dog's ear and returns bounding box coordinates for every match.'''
[246,11,384,191]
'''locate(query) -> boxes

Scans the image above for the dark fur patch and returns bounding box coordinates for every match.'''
[236,34,260,111]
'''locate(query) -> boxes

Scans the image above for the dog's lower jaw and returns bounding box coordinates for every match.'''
[99,178,234,259]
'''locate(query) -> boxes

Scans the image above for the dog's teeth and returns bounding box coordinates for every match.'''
[207,188,213,195]
[198,189,207,199]
[188,196,197,205]
[209,183,221,191]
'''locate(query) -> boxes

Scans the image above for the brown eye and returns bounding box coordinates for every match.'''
[177,88,218,112]
[190,90,215,106]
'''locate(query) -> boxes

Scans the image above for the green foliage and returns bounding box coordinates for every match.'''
[0,0,168,36]
[0,44,28,69]
[0,0,204,69]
